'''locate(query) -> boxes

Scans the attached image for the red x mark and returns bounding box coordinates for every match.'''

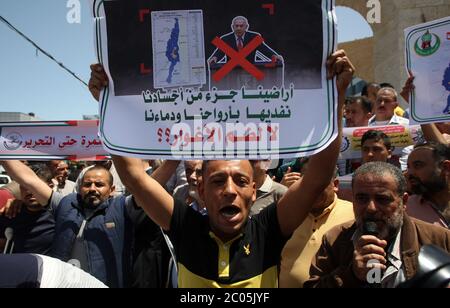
[212,35,265,82]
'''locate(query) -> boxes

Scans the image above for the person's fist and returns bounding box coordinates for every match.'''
[280,167,302,188]
[326,50,355,94]
[0,198,22,219]
[88,64,109,101]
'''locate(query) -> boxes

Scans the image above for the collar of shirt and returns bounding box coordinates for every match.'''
[380,230,404,287]
[258,175,273,193]
[368,114,408,126]
[386,229,402,270]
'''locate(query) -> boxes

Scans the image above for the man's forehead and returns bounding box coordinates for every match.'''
[56,162,68,168]
[363,139,386,148]
[206,160,252,174]
[83,169,109,180]
[409,147,434,161]
[353,173,397,191]
[377,90,395,99]
[348,102,363,111]
[368,85,379,92]
[185,160,202,169]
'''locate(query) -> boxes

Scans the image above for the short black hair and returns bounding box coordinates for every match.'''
[379,82,395,89]
[361,82,380,96]
[83,165,113,186]
[345,96,372,114]
[33,165,53,184]
[361,130,392,151]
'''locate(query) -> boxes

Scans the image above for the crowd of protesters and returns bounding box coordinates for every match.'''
[0,50,449,288]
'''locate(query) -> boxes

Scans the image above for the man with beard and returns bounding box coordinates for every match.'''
[304,162,450,288]
[406,142,450,229]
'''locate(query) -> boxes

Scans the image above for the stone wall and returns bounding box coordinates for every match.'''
[339,37,374,83]
[336,0,450,101]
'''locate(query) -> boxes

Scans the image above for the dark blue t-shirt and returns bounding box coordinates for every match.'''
[0,206,55,255]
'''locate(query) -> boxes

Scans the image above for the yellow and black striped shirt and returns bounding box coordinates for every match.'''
[167,201,288,288]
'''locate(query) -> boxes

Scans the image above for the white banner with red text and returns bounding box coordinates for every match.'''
[339,125,424,160]
[0,121,108,161]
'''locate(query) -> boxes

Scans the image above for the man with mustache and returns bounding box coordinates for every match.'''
[368,87,409,127]
[304,162,450,288]
[344,96,373,128]
[47,160,76,196]
[406,142,450,229]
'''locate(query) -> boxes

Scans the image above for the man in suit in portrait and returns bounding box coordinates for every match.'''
[208,16,283,66]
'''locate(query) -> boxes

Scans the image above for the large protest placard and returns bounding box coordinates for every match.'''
[405,16,450,124]
[0,121,108,160]
[92,0,337,159]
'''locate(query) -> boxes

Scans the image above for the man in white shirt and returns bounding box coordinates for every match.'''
[368,87,409,127]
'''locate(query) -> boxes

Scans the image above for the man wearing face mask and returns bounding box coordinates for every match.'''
[304,162,450,288]
[406,142,450,229]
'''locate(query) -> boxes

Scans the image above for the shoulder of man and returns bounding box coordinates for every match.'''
[409,216,450,247]
[272,181,288,195]
[322,220,356,246]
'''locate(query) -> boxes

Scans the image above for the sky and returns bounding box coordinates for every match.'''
[0,1,373,121]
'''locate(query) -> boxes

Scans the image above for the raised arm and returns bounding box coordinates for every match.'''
[88,63,108,102]
[421,123,449,145]
[276,50,354,237]
[0,161,52,206]
[111,155,176,231]
[150,160,181,187]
